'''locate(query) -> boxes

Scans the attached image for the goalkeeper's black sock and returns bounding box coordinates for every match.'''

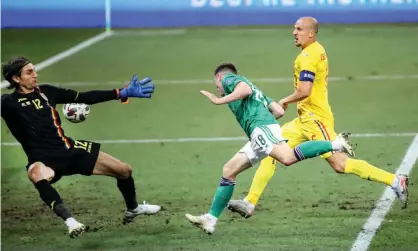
[117,175,138,210]
[53,203,73,221]
[34,179,72,220]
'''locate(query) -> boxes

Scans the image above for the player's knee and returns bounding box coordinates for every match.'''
[27,162,54,183]
[118,162,132,179]
[281,158,294,167]
[333,165,345,174]
[276,155,295,166]
[27,163,41,182]
[270,144,296,167]
[329,159,345,173]
[326,154,348,174]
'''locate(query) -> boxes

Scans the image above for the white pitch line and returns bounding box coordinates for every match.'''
[350,134,418,251]
[36,74,418,87]
[1,30,114,89]
[1,133,416,147]
[112,29,186,36]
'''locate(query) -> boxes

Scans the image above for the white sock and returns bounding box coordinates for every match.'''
[331,139,343,151]
[206,213,218,223]
[391,176,399,188]
[243,199,256,209]
[65,217,78,228]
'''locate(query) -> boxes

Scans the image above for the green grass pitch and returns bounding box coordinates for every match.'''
[1,24,418,251]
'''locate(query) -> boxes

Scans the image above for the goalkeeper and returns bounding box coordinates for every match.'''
[1,57,161,238]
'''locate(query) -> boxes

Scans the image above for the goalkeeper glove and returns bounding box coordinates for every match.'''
[119,74,155,103]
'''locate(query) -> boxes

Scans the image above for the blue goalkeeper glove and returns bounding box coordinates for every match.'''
[119,75,155,102]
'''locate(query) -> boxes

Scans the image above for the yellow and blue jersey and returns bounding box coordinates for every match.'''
[293,41,333,123]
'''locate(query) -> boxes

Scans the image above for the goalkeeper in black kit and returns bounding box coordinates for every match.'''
[1,57,161,238]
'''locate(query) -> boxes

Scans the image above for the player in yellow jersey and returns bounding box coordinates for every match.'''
[227,17,409,217]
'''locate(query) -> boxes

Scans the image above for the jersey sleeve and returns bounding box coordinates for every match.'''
[39,84,78,104]
[39,84,118,105]
[299,54,318,83]
[222,74,247,94]
[1,94,12,118]
[265,96,274,106]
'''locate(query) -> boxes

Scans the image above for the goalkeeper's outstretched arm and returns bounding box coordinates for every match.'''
[39,75,155,105]
[38,84,121,105]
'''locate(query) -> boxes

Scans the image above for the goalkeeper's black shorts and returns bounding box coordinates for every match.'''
[25,140,101,184]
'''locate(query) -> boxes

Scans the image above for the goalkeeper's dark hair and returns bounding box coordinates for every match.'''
[214,62,238,75]
[2,57,31,89]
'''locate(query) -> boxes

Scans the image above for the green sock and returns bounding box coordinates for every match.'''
[209,177,236,218]
[294,140,333,160]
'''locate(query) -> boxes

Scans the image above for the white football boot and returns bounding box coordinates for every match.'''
[123,201,161,224]
[185,213,217,235]
[332,132,356,157]
[66,218,88,238]
[392,174,409,209]
[227,199,255,218]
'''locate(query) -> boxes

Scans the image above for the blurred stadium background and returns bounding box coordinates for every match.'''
[1,1,418,251]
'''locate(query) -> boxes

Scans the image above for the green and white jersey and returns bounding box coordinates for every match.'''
[221,73,278,138]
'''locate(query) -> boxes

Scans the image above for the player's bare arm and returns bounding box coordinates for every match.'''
[279,80,313,110]
[268,101,285,119]
[200,82,252,105]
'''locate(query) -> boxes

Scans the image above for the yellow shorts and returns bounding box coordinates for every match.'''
[281,117,337,159]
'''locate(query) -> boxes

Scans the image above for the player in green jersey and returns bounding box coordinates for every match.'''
[185,63,355,234]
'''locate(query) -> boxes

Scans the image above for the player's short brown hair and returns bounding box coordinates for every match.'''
[2,57,31,89]
[214,62,238,75]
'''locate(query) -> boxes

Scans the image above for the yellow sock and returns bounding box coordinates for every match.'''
[344,158,396,186]
[244,156,277,205]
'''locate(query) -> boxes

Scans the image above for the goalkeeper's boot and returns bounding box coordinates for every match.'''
[227,199,255,218]
[392,174,409,209]
[185,213,217,235]
[333,132,356,157]
[123,201,161,224]
[67,219,88,238]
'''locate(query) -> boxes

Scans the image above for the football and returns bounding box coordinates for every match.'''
[62,103,90,123]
